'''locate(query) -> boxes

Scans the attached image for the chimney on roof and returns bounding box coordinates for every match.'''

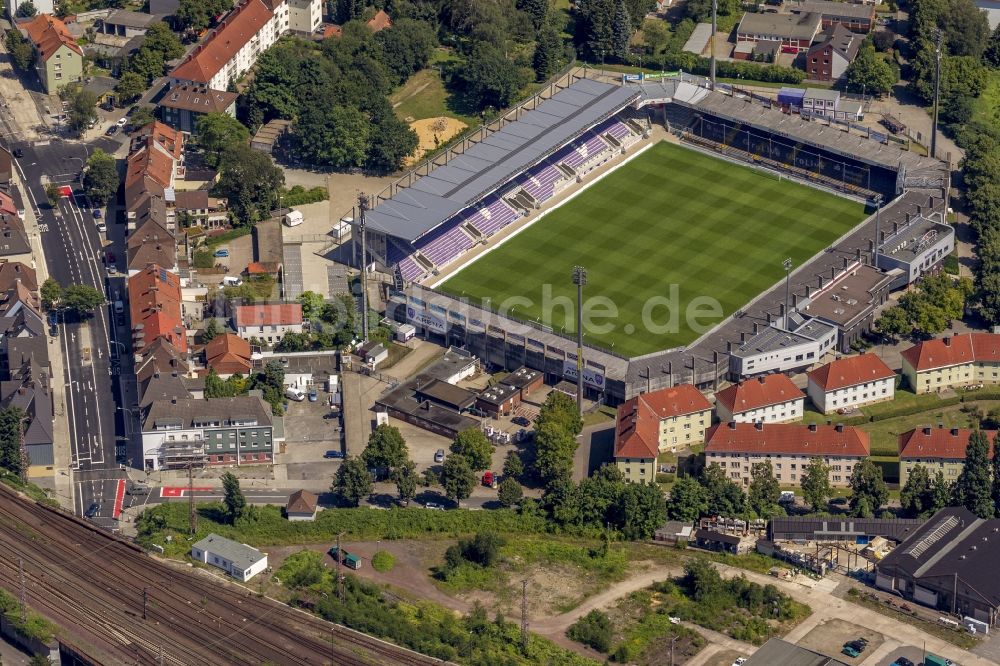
[727,341,732,352]
[171,397,177,404]
[944,336,951,347]
[831,267,837,279]
[893,221,899,234]
[836,423,844,432]
[767,312,773,324]
[951,428,959,436]
[868,239,875,252]
[843,257,849,269]
[753,323,760,334]
[754,421,764,431]
[855,248,861,261]
[879,231,886,243]
[779,303,786,317]
[918,205,923,216]
[923,426,931,435]
[758,376,766,384]
[938,422,944,429]
[809,423,817,432]
[792,294,799,308]
[741,332,746,342]
[728,421,737,430]
[818,276,824,288]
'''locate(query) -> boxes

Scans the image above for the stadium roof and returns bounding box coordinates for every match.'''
[366,78,639,242]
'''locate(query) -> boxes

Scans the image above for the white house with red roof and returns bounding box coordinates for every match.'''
[714,374,805,425]
[613,384,712,482]
[705,421,869,487]
[233,303,303,344]
[806,353,895,414]
[901,333,1000,394]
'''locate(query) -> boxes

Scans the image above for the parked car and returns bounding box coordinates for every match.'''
[841,646,859,658]
[730,659,747,666]
[285,387,306,402]
[512,416,531,427]
[84,502,100,518]
[107,264,117,276]
[308,389,318,402]
[891,658,915,666]
[126,483,151,496]
[423,502,445,510]
[482,471,494,487]
[116,117,127,126]
[323,450,344,459]
[105,125,119,136]
[96,221,106,233]
[93,209,102,219]
[213,248,229,258]
[12,148,23,158]
[434,449,445,463]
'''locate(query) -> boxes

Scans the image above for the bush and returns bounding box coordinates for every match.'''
[371,550,395,572]
[281,185,328,207]
[193,249,215,269]
[567,610,613,652]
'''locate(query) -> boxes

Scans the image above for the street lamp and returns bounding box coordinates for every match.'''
[782,258,793,327]
[572,266,587,415]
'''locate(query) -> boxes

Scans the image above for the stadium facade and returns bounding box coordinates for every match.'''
[346,70,950,405]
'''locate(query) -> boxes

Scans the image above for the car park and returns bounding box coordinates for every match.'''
[84,502,100,518]
[323,450,344,459]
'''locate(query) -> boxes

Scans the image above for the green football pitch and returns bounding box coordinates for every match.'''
[438,141,868,357]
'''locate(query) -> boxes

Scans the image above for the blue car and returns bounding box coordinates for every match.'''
[308,389,318,402]
[213,248,229,258]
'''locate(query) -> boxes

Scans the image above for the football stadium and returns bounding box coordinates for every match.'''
[352,71,950,404]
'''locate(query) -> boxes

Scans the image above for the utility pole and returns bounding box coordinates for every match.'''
[572,266,587,415]
[931,29,943,160]
[142,586,148,620]
[670,635,679,666]
[18,558,25,624]
[359,194,370,344]
[782,258,793,326]
[188,463,196,536]
[520,579,529,653]
[710,0,717,89]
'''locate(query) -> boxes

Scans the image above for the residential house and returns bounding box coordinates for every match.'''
[789,0,876,33]
[174,190,228,228]
[204,333,253,377]
[140,394,277,470]
[736,12,821,53]
[715,374,805,424]
[0,215,32,262]
[285,489,318,521]
[191,533,267,581]
[20,14,83,93]
[806,24,862,82]
[126,219,176,275]
[704,421,870,487]
[898,426,997,487]
[169,0,322,90]
[128,264,187,354]
[876,507,1000,623]
[233,303,303,344]
[366,9,391,32]
[806,353,895,414]
[901,333,1000,394]
[157,84,239,134]
[0,148,12,184]
[0,263,37,294]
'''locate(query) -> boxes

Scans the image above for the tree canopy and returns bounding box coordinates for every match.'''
[849,458,889,517]
[334,457,373,506]
[196,113,250,167]
[450,428,494,471]
[83,149,118,207]
[213,144,284,225]
[361,424,409,474]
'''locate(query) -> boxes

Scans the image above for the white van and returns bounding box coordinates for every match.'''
[285,387,306,402]
[221,276,243,287]
[283,210,304,227]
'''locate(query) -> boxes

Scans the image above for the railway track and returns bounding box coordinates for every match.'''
[0,485,438,665]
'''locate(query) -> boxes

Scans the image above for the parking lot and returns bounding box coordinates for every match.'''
[277,393,345,482]
[795,618,884,664]
[390,417,526,478]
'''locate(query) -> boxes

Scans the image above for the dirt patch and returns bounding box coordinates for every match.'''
[702,648,746,666]
[796,617,883,664]
[407,116,467,165]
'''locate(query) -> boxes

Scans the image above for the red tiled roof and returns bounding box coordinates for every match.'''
[127,264,186,353]
[21,14,82,62]
[715,374,804,413]
[235,303,302,327]
[132,122,184,161]
[899,427,997,460]
[204,333,252,375]
[170,0,274,84]
[807,353,895,391]
[898,333,1000,372]
[614,396,660,459]
[246,261,280,275]
[638,383,712,418]
[322,24,342,38]
[366,9,392,32]
[705,422,870,457]
[286,489,317,514]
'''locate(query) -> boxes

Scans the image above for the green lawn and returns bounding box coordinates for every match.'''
[439,142,867,356]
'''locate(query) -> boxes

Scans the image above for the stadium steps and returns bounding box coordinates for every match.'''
[625,118,645,134]
[414,252,434,271]
[463,222,483,240]
[555,163,575,178]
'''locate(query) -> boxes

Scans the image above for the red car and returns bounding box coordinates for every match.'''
[105,250,115,264]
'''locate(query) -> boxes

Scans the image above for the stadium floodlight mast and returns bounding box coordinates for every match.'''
[782,258,793,327]
[710,0,717,89]
[931,29,943,160]
[358,194,370,344]
[572,266,587,415]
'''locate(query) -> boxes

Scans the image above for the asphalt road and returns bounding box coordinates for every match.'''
[10,135,130,522]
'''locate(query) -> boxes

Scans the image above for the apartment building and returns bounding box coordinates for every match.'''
[901,333,1000,394]
[806,353,895,414]
[715,374,805,424]
[20,14,82,93]
[898,426,997,487]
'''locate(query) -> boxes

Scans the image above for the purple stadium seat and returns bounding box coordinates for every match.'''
[415,223,475,266]
[467,197,520,237]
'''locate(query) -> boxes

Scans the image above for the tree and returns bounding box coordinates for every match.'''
[533,20,562,81]
[930,470,952,512]
[40,278,61,311]
[503,451,524,481]
[5,29,34,71]
[567,610,613,653]
[391,460,417,505]
[498,476,523,507]
[175,0,231,32]
[130,106,156,129]
[221,471,247,523]
[334,457,373,506]
[800,457,832,511]
[61,285,105,316]
[537,390,583,436]
[143,22,184,61]
[874,306,910,342]
[700,464,745,516]
[196,113,251,168]
[458,43,530,111]
[298,291,326,320]
[642,18,670,54]
[114,72,146,106]
[845,42,895,96]
[364,109,418,175]
[618,481,667,540]
[985,23,1000,67]
[83,149,118,207]
[849,458,889,516]
[0,405,26,475]
[953,429,994,517]
[294,105,370,169]
[611,0,632,60]
[361,423,409,474]
[450,428,495,471]
[202,317,220,342]
[15,0,36,17]
[747,461,780,517]
[518,0,550,28]
[60,87,97,135]
[901,464,934,517]
[214,144,284,225]
[44,184,61,207]
[534,421,578,485]
[942,0,990,58]
[441,453,476,506]
[667,475,708,520]
[125,47,165,84]
[335,0,361,23]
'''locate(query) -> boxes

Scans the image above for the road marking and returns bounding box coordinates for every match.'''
[160,487,214,498]
[111,479,125,519]
[37,224,48,232]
